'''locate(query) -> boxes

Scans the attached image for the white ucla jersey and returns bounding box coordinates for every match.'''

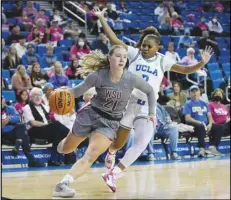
[127,45,176,102]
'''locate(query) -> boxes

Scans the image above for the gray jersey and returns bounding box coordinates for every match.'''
[69,68,156,118]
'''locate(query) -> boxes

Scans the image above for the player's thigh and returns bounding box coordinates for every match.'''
[112,126,131,149]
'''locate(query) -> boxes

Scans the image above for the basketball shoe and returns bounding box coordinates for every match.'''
[105,151,116,170]
[52,182,76,198]
[102,170,117,192]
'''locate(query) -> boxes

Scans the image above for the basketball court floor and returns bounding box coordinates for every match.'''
[2,156,230,199]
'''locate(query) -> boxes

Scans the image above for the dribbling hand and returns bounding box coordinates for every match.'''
[148,115,157,129]
[200,46,214,65]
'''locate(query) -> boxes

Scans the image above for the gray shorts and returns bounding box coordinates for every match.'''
[72,106,120,140]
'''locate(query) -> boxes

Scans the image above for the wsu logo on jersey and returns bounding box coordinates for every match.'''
[106,89,122,99]
[136,64,158,76]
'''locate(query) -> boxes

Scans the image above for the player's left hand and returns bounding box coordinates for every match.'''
[200,46,214,65]
[148,115,157,128]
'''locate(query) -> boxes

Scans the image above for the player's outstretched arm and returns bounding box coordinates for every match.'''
[170,46,214,74]
[92,7,127,50]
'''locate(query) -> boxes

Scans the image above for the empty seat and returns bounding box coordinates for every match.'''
[220,50,230,57]
[222,63,230,72]
[2,70,11,79]
[210,70,223,80]
[2,90,16,102]
[2,32,10,40]
[219,56,230,63]
[7,18,18,25]
[207,63,220,71]
[212,79,225,89]
[58,39,73,47]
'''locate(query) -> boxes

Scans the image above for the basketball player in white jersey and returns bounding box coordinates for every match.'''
[92,8,214,192]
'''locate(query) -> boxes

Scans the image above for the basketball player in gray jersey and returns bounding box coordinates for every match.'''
[52,45,157,198]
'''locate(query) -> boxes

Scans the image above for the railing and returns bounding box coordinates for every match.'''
[62,1,87,35]
[226,85,230,102]
[122,36,136,46]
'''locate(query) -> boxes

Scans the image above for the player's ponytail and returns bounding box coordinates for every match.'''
[80,45,126,75]
[136,26,161,48]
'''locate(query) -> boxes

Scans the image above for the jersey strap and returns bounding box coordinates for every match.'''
[129,50,141,66]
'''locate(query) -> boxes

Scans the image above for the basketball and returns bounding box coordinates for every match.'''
[49,89,75,115]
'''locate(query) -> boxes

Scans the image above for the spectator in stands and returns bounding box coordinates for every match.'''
[15,35,27,58]
[3,45,22,69]
[208,16,223,37]
[208,88,230,135]
[49,61,70,89]
[199,85,209,104]
[78,32,92,49]
[11,65,32,95]
[167,81,187,111]
[183,85,223,157]
[35,18,46,33]
[158,85,171,105]
[50,20,64,42]
[177,29,194,48]
[159,16,173,34]
[154,2,165,16]
[6,25,22,45]
[27,26,42,44]
[165,42,181,62]
[214,1,224,13]
[170,12,183,34]
[160,76,172,91]
[196,16,209,32]
[181,47,198,65]
[65,58,83,80]
[97,11,115,33]
[41,27,59,43]
[30,62,48,88]
[11,0,23,18]
[22,87,70,166]
[51,8,66,25]
[21,43,40,66]
[2,95,44,167]
[70,38,91,60]
[41,44,58,68]
[158,7,170,25]
[2,39,8,65]
[35,9,49,25]
[17,11,34,32]
[14,89,29,116]
[118,0,131,14]
[197,30,220,56]
[63,19,82,40]
[42,82,54,106]
[91,31,110,54]
[106,3,118,20]
[147,103,180,160]
[23,1,38,18]
[202,1,213,12]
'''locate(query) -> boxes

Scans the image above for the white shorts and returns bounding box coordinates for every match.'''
[120,95,149,130]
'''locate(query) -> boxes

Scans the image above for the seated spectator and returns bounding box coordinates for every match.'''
[158,7,170,24]
[3,45,22,69]
[161,76,172,91]
[202,1,214,12]
[6,25,22,45]
[22,44,40,66]
[23,1,38,18]
[35,18,46,33]
[214,1,224,12]
[14,89,29,116]
[154,2,165,16]
[15,35,27,58]
[181,47,198,65]
[170,12,183,34]
[208,16,223,37]
[183,85,223,157]
[78,32,92,48]
[41,44,58,67]
[118,0,131,14]
[50,20,64,42]
[11,65,32,95]
[17,11,34,32]
[199,85,209,104]
[63,19,82,40]
[51,8,66,25]
[197,30,220,56]
[2,95,44,167]
[147,103,180,160]
[159,16,173,34]
[2,39,8,65]
[195,16,209,32]
[91,31,109,54]
[27,26,42,45]
[49,61,70,89]
[158,85,171,105]
[106,3,118,20]
[165,42,181,62]
[70,38,91,60]
[30,62,48,88]
[22,87,70,166]
[208,89,230,135]
[11,0,23,18]
[41,27,59,43]
[177,29,194,48]
[167,81,187,111]
[65,58,83,80]
[35,9,49,25]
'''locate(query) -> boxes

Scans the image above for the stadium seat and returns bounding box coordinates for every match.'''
[212,79,225,89]
[58,39,73,48]
[224,71,230,79]
[220,50,230,57]
[207,63,220,71]
[210,70,223,80]
[2,32,10,40]
[2,90,16,102]
[208,56,217,63]
[219,56,230,64]
[20,31,30,38]
[2,70,11,79]
[7,18,18,25]
[222,63,230,72]
[70,79,83,86]
[37,46,47,55]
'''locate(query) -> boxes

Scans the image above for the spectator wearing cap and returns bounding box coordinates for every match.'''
[14,35,27,58]
[6,25,22,45]
[2,95,44,167]
[27,26,42,44]
[21,44,40,67]
[91,31,110,54]
[11,65,32,95]
[3,45,22,69]
[181,47,198,66]
[23,1,38,18]
[183,85,223,157]
[177,29,195,48]
[35,9,49,24]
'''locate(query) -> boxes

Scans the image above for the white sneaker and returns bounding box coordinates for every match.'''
[102,171,117,192]
[105,151,116,170]
[52,182,76,198]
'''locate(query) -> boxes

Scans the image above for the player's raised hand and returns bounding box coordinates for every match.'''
[200,46,214,65]
[91,7,107,18]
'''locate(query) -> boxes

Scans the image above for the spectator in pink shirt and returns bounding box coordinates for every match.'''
[14,89,29,116]
[17,11,34,32]
[50,21,63,41]
[181,47,198,65]
[196,16,209,31]
[65,58,83,80]
[41,27,59,43]
[35,9,49,25]
[35,18,45,33]
[23,1,38,18]
[27,26,42,44]
[171,12,183,34]
[70,38,91,60]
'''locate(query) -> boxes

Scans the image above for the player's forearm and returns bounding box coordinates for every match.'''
[68,81,90,98]
[172,61,205,74]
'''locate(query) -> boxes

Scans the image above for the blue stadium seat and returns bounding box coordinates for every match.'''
[219,56,230,64]
[210,70,223,80]
[224,71,230,79]
[207,63,220,71]
[62,61,71,67]
[2,32,10,40]
[212,79,225,89]
[219,50,230,57]
[7,18,18,25]
[216,37,225,44]
[54,46,69,54]
[2,90,16,102]
[2,3,15,11]
[2,70,11,79]
[58,39,73,48]
[208,56,217,63]
[222,63,230,72]
[226,38,230,45]
[20,32,30,38]
[37,46,47,55]
[177,48,186,58]
[70,79,83,86]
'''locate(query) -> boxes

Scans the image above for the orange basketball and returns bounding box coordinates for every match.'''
[49,89,75,115]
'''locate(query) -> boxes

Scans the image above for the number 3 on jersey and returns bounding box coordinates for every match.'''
[142,74,149,82]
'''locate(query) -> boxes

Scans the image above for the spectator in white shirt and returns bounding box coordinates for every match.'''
[154,3,165,16]
[165,42,181,63]
[208,16,223,36]
[15,35,27,58]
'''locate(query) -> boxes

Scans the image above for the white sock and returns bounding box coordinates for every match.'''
[60,174,74,185]
[112,166,122,175]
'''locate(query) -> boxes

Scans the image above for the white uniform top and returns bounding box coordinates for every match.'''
[127,46,176,102]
